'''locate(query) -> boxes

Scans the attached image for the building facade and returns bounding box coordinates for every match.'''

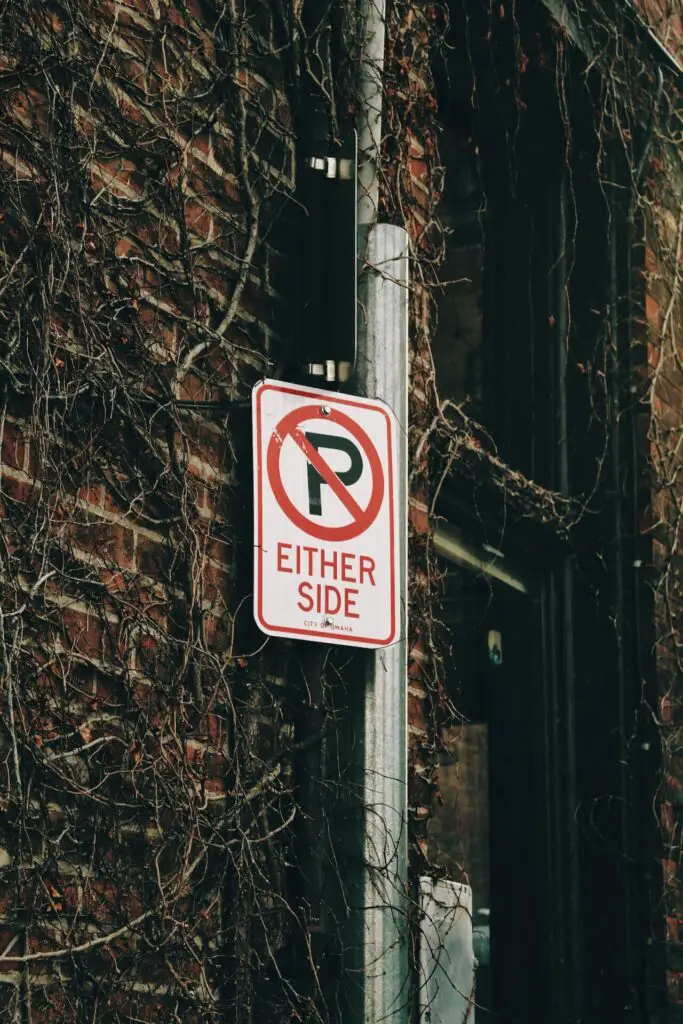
[0,0,683,1022]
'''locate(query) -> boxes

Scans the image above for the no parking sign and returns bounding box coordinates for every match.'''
[252,379,400,648]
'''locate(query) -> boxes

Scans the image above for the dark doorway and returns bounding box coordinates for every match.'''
[431,540,551,1023]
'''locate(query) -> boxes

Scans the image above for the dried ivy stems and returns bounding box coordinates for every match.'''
[0,0,449,1019]
[0,0,676,1020]
[0,0,304,1020]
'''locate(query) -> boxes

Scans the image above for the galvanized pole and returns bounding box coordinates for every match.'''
[356,0,410,1013]
[356,225,409,1021]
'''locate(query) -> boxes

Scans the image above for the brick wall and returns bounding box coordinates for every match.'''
[642,112,683,1015]
[635,0,683,61]
[0,0,454,1018]
[0,1,474,1022]
[0,1,298,1020]
[379,0,448,871]
[631,7,683,1016]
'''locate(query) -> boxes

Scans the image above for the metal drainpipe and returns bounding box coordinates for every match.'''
[354,0,410,1017]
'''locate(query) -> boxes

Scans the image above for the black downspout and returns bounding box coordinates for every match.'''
[300,0,332,378]
[298,0,356,385]
[290,5,357,1015]
[292,4,332,1011]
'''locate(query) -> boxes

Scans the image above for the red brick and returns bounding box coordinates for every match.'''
[206,712,226,748]
[70,519,135,569]
[177,372,213,403]
[663,858,680,890]
[204,614,230,652]
[408,658,424,682]
[202,559,231,605]
[409,501,430,534]
[662,801,676,833]
[2,473,35,504]
[410,157,429,185]
[184,198,214,240]
[1,421,25,471]
[136,533,174,577]
[646,291,662,328]
[408,691,427,729]
[205,535,231,566]
[60,609,122,662]
[78,482,103,507]
[669,971,683,1004]
[662,696,675,724]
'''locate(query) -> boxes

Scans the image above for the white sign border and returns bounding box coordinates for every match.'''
[252,378,400,649]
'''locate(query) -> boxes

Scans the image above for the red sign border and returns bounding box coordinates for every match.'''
[253,380,398,648]
[266,404,384,542]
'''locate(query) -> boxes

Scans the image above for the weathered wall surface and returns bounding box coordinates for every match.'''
[0,1,298,1020]
[629,6,683,1017]
[635,0,683,62]
[0,0,451,1019]
[6,1,683,1021]
[645,156,683,1020]
[380,0,449,870]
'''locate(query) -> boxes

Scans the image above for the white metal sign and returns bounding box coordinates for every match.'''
[253,379,399,648]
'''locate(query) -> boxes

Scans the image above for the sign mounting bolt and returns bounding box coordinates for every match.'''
[320,406,331,416]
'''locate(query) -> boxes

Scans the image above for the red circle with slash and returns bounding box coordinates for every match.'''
[266,405,384,542]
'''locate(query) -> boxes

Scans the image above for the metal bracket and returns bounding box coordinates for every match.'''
[305,360,353,383]
[305,155,354,180]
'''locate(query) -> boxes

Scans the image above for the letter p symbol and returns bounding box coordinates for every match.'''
[305,432,363,516]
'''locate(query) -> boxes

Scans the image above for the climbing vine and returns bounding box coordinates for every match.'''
[0,0,680,1021]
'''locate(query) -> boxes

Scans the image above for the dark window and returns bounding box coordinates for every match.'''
[432,0,610,490]
[427,4,653,1024]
